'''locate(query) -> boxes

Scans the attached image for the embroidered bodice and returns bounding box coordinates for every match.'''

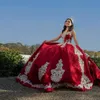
[61,31,72,43]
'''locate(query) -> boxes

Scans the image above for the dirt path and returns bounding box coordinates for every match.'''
[0,77,100,100]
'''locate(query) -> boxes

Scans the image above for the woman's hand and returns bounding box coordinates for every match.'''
[44,33,62,43]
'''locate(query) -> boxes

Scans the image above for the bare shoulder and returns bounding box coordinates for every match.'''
[72,29,76,33]
[71,30,76,36]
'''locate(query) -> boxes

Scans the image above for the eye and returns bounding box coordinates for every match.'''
[67,21,70,23]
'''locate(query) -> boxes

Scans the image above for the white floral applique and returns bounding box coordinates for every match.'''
[61,31,71,38]
[51,59,65,82]
[74,46,93,89]
[74,46,83,56]
[17,74,45,89]
[25,52,40,75]
[80,74,93,89]
[25,61,33,75]
[44,83,52,89]
[17,74,33,86]
[38,62,50,80]
[61,42,67,47]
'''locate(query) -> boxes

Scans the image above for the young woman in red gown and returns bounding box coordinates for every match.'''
[16,18,100,92]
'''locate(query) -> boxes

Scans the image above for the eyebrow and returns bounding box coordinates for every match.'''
[67,20,70,21]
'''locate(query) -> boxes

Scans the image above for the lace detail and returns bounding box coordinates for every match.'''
[74,46,93,89]
[25,52,40,75]
[51,59,65,82]
[75,46,83,56]
[81,74,93,89]
[61,31,72,43]
[25,61,33,75]
[17,74,45,88]
[17,74,33,86]
[61,31,71,38]
[44,83,52,89]
[38,62,50,80]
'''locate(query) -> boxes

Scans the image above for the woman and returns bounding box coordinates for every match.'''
[16,18,100,92]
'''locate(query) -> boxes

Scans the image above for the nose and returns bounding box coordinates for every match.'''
[66,22,69,25]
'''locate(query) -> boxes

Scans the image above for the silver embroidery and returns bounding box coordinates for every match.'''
[17,74,45,88]
[25,52,40,75]
[38,62,50,80]
[17,74,33,86]
[75,46,82,56]
[51,59,65,82]
[25,61,33,75]
[44,83,52,89]
[74,46,93,89]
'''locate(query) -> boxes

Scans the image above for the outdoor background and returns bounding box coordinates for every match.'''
[0,1,100,100]
[0,0,100,51]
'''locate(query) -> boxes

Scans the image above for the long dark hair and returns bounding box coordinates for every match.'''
[62,18,74,33]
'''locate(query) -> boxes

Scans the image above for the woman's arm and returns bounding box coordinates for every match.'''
[45,33,62,43]
[72,30,79,45]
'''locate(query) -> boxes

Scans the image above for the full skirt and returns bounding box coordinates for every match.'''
[16,41,100,91]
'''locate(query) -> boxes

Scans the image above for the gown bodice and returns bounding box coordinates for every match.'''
[61,31,72,43]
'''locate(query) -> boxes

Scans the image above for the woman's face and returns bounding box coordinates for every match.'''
[64,19,72,27]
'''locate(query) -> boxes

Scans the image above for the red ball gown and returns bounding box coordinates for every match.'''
[16,31,100,92]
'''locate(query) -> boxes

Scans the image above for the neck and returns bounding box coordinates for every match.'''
[66,27,69,31]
